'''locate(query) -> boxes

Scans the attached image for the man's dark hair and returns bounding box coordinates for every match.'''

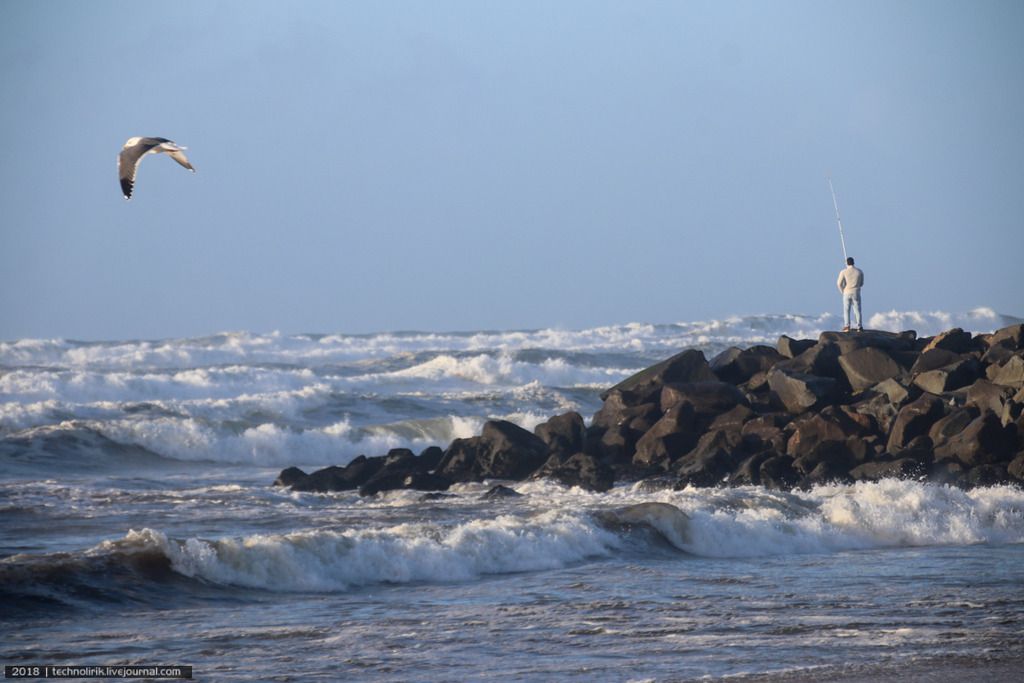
[846,257,855,266]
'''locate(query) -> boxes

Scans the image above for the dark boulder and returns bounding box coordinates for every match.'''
[838,347,906,392]
[898,435,935,464]
[1008,453,1024,483]
[778,335,816,359]
[436,437,486,482]
[850,393,900,435]
[800,459,854,487]
[982,341,1019,366]
[483,483,524,499]
[933,411,1017,467]
[595,422,639,464]
[928,406,980,446]
[601,349,715,404]
[928,461,967,487]
[673,428,745,488]
[710,345,784,385]
[383,447,418,470]
[850,458,924,482]
[871,377,918,406]
[965,380,1014,416]
[910,349,962,375]
[534,412,586,459]
[887,393,946,452]
[777,341,844,381]
[759,455,800,490]
[819,329,917,355]
[913,358,982,394]
[727,451,777,487]
[740,414,790,452]
[989,323,1024,350]
[767,367,838,414]
[989,356,1024,389]
[419,446,445,471]
[787,410,868,459]
[632,403,698,470]
[474,420,550,480]
[792,439,856,477]
[965,464,1009,488]
[482,484,522,500]
[534,452,614,492]
[921,328,973,354]
[709,404,756,431]
[660,381,748,416]
[359,471,452,497]
[277,456,389,493]
[274,466,310,489]
[592,391,660,430]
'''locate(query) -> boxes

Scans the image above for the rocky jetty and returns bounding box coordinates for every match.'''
[275,324,1024,494]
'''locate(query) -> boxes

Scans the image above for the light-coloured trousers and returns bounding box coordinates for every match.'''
[843,291,862,329]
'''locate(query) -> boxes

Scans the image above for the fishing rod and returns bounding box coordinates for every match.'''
[827,176,849,263]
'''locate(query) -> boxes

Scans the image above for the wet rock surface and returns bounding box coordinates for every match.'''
[276,324,1024,494]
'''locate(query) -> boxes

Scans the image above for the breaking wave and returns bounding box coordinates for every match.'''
[5,480,1020,611]
[2,310,1018,468]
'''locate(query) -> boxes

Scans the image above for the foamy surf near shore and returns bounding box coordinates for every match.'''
[2,309,1022,681]
[2,308,1019,469]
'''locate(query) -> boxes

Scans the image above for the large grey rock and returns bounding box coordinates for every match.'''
[777,342,844,381]
[872,377,918,406]
[601,349,715,404]
[966,380,1015,416]
[767,367,838,414]
[533,452,614,492]
[989,323,1024,350]
[989,356,1024,389]
[887,394,946,452]
[838,347,906,392]
[674,430,745,488]
[759,455,800,490]
[359,471,451,497]
[913,358,982,394]
[850,458,924,482]
[592,392,660,431]
[921,328,973,354]
[1008,452,1024,483]
[534,412,586,459]
[660,381,748,416]
[819,329,917,355]
[910,349,962,375]
[710,345,784,385]
[437,420,549,482]
[933,411,1017,467]
[928,407,980,446]
[778,335,816,359]
[786,410,870,458]
[632,404,698,470]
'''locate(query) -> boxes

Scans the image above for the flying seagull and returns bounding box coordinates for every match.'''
[118,137,195,200]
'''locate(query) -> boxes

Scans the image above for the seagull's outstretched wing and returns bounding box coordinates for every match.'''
[118,136,195,200]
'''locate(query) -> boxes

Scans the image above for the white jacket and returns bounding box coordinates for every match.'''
[837,265,864,294]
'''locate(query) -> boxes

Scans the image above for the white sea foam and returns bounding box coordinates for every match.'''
[4,309,1016,371]
[105,479,1024,592]
[3,309,1019,467]
[126,510,621,591]
[653,480,1024,558]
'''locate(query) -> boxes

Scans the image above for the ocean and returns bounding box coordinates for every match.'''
[2,308,1023,681]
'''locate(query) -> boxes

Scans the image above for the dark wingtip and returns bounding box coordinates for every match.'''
[120,177,133,200]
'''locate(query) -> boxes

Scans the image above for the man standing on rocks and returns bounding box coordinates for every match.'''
[837,256,864,332]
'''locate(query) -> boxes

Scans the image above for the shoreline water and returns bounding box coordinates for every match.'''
[3,310,1022,681]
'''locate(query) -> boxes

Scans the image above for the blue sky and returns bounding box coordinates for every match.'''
[1,1,1021,340]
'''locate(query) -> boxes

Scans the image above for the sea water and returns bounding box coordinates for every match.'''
[2,309,1023,681]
